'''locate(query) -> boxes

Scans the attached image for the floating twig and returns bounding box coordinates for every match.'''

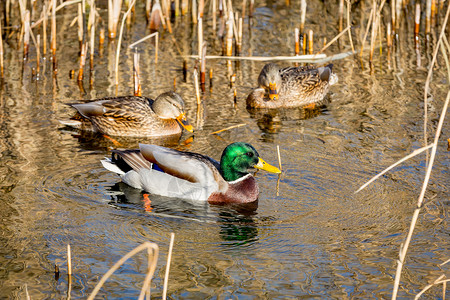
[211,123,246,135]
[186,54,327,62]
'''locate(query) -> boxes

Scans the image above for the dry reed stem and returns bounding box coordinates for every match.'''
[193,68,201,105]
[181,0,188,15]
[426,0,431,34]
[415,3,420,48]
[212,0,217,32]
[0,19,4,78]
[25,284,30,300]
[198,17,203,58]
[339,0,344,32]
[175,0,180,16]
[115,0,137,86]
[317,25,350,54]
[200,43,206,87]
[29,26,41,77]
[43,4,47,56]
[422,3,450,156]
[77,3,83,48]
[359,6,373,57]
[355,144,433,193]
[187,54,326,61]
[308,30,313,54]
[87,242,159,300]
[192,0,197,24]
[23,11,30,60]
[276,145,282,171]
[414,274,446,299]
[89,3,96,71]
[67,244,72,275]
[294,28,299,55]
[162,233,175,300]
[211,124,246,134]
[346,0,354,53]
[133,51,142,96]
[149,2,163,31]
[300,0,306,35]
[392,90,450,299]
[51,0,56,72]
[32,0,82,29]
[108,0,123,39]
[129,32,159,64]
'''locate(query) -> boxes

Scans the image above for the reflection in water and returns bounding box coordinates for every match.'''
[247,104,327,134]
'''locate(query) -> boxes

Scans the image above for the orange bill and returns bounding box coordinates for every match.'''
[176,113,194,133]
[268,82,279,101]
[255,157,281,174]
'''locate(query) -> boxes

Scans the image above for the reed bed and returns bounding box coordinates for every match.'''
[0,0,449,299]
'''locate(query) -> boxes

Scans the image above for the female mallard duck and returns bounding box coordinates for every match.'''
[60,92,193,137]
[247,63,338,109]
[101,142,281,204]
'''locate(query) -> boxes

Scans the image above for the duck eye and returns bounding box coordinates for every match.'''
[245,152,254,157]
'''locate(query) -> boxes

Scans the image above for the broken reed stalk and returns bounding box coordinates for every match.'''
[129,32,159,63]
[237,15,243,55]
[300,0,306,35]
[415,274,446,299]
[212,0,217,32]
[32,0,83,29]
[23,11,30,61]
[192,0,197,24]
[181,0,188,15]
[387,22,392,68]
[198,0,204,17]
[133,51,142,96]
[426,0,431,35]
[29,29,41,78]
[369,1,377,65]
[209,68,213,88]
[115,0,137,86]
[193,68,201,105]
[391,91,450,300]
[89,1,96,71]
[346,0,355,53]
[294,28,300,55]
[51,0,57,73]
[392,8,450,298]
[302,33,307,54]
[78,42,87,81]
[87,242,159,300]
[317,25,350,54]
[174,0,179,17]
[359,8,374,57]
[200,43,206,90]
[149,2,162,31]
[42,4,47,57]
[162,233,175,300]
[77,3,83,50]
[308,30,313,54]
[226,8,233,57]
[339,0,344,32]
[276,145,282,171]
[198,17,203,58]
[0,19,4,78]
[67,244,72,276]
[414,3,420,49]
[108,0,123,39]
[422,2,450,167]
[211,123,246,135]
[355,144,433,193]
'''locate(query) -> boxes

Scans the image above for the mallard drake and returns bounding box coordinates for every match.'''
[101,142,281,204]
[246,63,338,109]
[60,92,193,137]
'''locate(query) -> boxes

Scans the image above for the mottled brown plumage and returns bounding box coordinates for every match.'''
[60,92,193,137]
[247,63,338,109]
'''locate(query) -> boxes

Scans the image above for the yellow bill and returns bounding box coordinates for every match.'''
[255,157,281,174]
[176,113,194,133]
[268,82,279,101]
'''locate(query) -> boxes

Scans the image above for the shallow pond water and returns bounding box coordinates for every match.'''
[0,1,449,299]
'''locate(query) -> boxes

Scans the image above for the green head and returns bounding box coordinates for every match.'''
[220,142,281,182]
